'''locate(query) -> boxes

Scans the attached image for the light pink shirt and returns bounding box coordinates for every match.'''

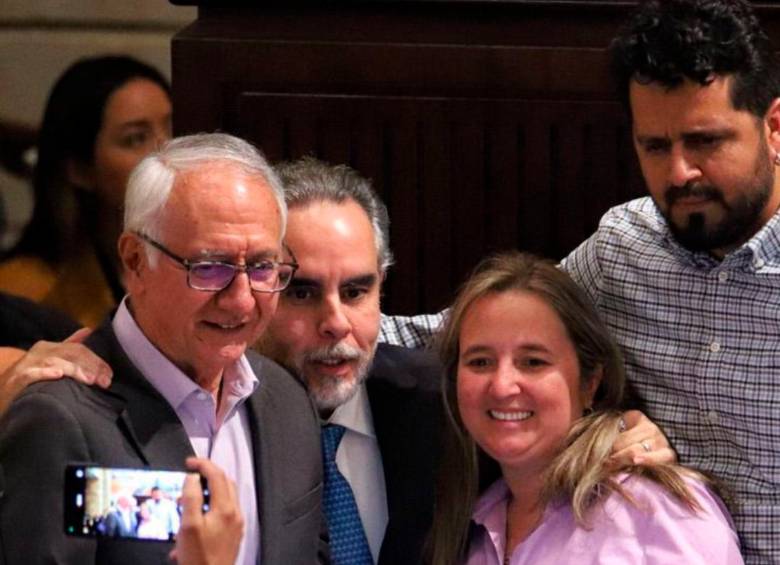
[466,473,743,565]
[113,299,260,565]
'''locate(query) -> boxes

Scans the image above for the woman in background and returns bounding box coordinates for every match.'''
[429,251,742,564]
[0,55,171,327]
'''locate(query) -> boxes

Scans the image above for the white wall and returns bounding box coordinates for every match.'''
[0,0,196,249]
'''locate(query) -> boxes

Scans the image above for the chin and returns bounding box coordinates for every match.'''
[310,379,360,412]
[213,343,249,363]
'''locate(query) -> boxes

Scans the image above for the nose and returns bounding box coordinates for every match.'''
[488,360,522,398]
[318,296,351,341]
[215,270,257,315]
[667,145,702,188]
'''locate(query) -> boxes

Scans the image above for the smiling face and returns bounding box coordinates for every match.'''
[121,161,282,387]
[631,75,780,256]
[255,199,382,417]
[456,290,599,481]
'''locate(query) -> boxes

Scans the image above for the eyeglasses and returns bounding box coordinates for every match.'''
[135,232,298,293]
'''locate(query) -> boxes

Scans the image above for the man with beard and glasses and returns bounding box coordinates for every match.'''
[379,1,780,562]
[254,157,443,565]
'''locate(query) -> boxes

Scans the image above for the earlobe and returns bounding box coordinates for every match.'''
[118,232,144,282]
[582,366,604,408]
[66,159,96,192]
[764,98,780,156]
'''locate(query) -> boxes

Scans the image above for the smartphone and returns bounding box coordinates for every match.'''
[64,464,208,542]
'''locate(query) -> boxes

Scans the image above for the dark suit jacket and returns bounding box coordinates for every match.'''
[101,508,138,539]
[366,344,443,565]
[0,321,327,565]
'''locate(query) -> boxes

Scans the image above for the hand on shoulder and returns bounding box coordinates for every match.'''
[0,328,112,417]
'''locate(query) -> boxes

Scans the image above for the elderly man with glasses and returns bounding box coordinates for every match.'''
[0,133,327,565]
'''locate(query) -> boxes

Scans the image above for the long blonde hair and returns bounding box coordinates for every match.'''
[428,251,705,565]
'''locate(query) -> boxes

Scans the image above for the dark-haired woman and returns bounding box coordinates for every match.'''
[0,55,171,327]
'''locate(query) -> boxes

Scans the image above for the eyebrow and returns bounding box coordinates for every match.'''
[120,112,172,127]
[342,274,378,287]
[288,273,378,288]
[118,120,153,129]
[288,277,321,288]
[460,343,550,356]
[635,126,735,143]
[634,133,668,144]
[190,248,279,262]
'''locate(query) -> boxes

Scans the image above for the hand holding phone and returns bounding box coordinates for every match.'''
[171,457,244,565]
[64,464,208,542]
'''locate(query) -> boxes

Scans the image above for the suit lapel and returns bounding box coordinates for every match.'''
[366,349,419,525]
[366,345,442,565]
[244,357,276,565]
[87,321,195,468]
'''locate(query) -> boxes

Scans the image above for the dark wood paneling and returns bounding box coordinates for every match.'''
[171,1,780,313]
[222,92,642,311]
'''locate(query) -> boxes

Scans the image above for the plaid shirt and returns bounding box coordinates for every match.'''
[380,196,780,564]
[379,313,442,349]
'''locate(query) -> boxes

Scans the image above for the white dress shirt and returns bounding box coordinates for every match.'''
[325,383,388,563]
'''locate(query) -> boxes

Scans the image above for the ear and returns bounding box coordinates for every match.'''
[118,232,147,294]
[580,365,603,410]
[66,158,96,192]
[764,98,780,155]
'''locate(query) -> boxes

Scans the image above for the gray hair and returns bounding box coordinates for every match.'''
[124,133,287,263]
[275,156,393,272]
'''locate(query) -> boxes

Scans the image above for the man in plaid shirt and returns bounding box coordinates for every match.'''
[382,1,780,562]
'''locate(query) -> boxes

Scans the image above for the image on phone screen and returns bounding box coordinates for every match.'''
[64,464,208,542]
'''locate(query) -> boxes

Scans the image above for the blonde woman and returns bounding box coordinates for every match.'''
[429,252,741,564]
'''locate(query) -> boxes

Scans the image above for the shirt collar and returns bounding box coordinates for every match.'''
[471,478,510,525]
[740,208,780,272]
[112,298,259,412]
[324,382,376,439]
[650,199,780,272]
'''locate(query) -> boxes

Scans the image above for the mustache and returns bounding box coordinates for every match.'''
[304,342,363,363]
[665,183,721,206]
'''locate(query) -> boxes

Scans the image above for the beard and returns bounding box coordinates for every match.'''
[300,341,376,413]
[659,143,774,253]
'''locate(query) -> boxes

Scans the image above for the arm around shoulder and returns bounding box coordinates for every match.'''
[559,232,604,305]
[628,475,743,565]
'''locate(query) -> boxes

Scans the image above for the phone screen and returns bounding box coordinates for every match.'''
[64,464,208,542]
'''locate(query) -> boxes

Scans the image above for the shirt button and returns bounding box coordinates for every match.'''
[708,410,720,424]
[718,271,729,282]
[709,341,721,353]
[196,391,209,401]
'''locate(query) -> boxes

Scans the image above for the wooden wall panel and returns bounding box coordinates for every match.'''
[171,1,780,313]
[223,92,642,311]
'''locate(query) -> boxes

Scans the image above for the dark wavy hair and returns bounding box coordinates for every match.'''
[12,55,169,264]
[610,0,780,117]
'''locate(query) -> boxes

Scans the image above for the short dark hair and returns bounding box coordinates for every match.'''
[610,0,780,117]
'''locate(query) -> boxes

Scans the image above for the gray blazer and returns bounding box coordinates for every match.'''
[0,321,327,565]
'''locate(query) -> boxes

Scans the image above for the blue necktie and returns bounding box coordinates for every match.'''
[321,424,373,565]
